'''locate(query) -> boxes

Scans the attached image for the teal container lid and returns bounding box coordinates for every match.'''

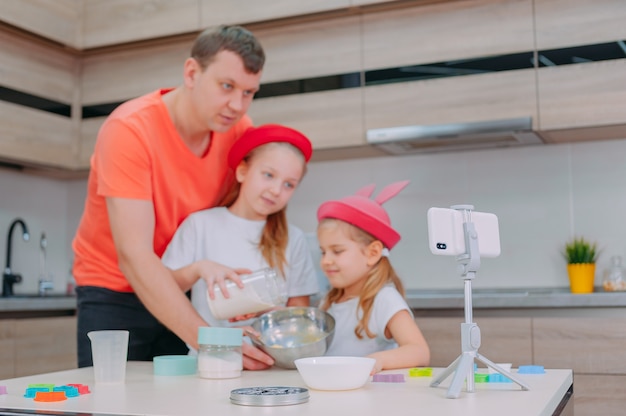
[198,327,243,346]
[153,355,197,376]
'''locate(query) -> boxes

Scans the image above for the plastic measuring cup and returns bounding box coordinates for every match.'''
[87,330,129,383]
[207,268,287,320]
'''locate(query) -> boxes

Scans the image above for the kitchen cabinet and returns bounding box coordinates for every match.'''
[534,0,626,142]
[361,0,535,70]
[80,42,186,106]
[78,118,104,168]
[417,316,533,368]
[0,30,76,108]
[364,68,539,131]
[14,316,78,377]
[0,29,79,169]
[0,0,79,48]
[361,0,538,134]
[414,310,626,416]
[247,88,365,150]
[0,316,77,378]
[199,0,351,29]
[254,15,361,83]
[81,0,200,49]
[534,0,626,50]
[533,316,626,416]
[0,320,14,380]
[536,60,626,142]
[0,102,76,168]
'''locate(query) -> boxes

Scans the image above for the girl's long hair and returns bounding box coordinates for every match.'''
[319,219,405,339]
[218,142,307,276]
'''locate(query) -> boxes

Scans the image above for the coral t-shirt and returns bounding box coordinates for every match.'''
[72,89,252,292]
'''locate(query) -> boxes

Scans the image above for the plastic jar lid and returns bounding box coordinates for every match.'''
[518,365,545,374]
[198,327,242,346]
[154,355,197,376]
[230,386,309,406]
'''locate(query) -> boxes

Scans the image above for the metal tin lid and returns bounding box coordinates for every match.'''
[230,386,309,406]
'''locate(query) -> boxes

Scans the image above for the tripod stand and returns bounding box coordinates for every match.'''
[429,205,530,399]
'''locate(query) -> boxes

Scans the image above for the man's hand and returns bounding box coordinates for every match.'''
[242,341,274,370]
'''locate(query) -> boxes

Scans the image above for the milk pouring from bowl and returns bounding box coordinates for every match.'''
[207,268,287,320]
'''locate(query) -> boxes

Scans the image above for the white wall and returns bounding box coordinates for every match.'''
[0,169,82,295]
[1,137,624,295]
[288,137,626,290]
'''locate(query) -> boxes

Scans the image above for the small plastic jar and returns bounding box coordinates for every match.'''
[197,327,243,379]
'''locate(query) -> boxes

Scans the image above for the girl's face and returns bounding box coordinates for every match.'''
[317,221,380,299]
[232,143,305,220]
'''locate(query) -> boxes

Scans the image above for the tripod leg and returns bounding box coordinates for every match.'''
[446,352,475,399]
[430,354,462,387]
[475,353,530,391]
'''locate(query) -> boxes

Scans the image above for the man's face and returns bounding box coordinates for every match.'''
[188,50,262,133]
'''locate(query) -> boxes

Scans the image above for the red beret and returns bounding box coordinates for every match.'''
[228,124,313,169]
[317,181,410,250]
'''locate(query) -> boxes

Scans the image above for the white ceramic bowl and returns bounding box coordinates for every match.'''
[294,356,376,391]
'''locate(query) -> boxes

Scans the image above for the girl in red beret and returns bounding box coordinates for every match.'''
[162,124,319,365]
[317,181,430,373]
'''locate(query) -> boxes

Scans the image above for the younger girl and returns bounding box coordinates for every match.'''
[162,124,319,331]
[316,181,430,373]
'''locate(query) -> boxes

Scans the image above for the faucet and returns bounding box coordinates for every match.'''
[2,218,30,297]
[38,232,53,296]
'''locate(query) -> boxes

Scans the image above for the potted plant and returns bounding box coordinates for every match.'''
[563,237,599,293]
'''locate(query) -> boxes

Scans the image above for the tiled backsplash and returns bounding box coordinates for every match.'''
[1,137,624,294]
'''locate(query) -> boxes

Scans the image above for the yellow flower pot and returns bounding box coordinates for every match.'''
[567,263,596,294]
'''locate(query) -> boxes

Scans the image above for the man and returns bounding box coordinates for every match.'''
[72,25,274,370]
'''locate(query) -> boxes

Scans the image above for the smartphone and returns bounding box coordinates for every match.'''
[427,207,501,258]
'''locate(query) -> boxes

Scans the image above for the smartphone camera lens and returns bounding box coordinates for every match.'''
[436,243,447,250]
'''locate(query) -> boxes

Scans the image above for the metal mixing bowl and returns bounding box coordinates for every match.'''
[250,307,335,369]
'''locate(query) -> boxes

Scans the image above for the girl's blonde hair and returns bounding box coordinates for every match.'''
[218,142,307,276]
[319,219,405,339]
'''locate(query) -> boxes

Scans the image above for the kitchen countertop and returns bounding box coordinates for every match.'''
[2,287,626,315]
[0,295,76,315]
[0,362,572,416]
[406,287,626,309]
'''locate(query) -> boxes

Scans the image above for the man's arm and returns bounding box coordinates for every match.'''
[106,197,273,369]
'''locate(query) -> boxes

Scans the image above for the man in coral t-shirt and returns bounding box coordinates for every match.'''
[72,26,274,370]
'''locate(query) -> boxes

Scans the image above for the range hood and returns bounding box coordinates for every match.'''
[366,117,544,155]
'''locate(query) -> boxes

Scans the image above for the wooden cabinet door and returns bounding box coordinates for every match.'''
[537,60,626,137]
[417,316,533,368]
[361,0,538,132]
[248,88,365,150]
[14,317,77,377]
[364,69,538,132]
[199,0,350,28]
[81,0,200,49]
[534,0,626,139]
[0,320,15,379]
[0,30,78,168]
[362,0,535,70]
[0,0,79,48]
[535,0,626,50]
[533,316,626,374]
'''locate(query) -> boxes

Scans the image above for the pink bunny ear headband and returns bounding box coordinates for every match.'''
[316,180,409,250]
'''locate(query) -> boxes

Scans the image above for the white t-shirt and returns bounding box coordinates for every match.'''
[161,207,320,328]
[325,285,412,357]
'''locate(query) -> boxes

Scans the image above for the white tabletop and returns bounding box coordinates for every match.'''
[0,362,572,416]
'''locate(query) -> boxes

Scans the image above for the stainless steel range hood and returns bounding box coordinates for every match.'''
[366,117,544,155]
